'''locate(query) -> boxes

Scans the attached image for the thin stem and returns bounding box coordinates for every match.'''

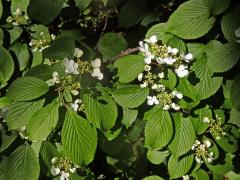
[109,47,139,64]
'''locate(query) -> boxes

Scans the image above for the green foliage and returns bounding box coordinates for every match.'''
[62,109,97,165]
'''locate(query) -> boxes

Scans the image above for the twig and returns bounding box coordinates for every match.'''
[109,47,140,63]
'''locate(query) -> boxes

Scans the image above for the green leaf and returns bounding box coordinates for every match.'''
[229,108,240,127]
[40,141,59,169]
[166,35,187,53]
[168,154,194,179]
[206,154,233,175]
[147,150,169,165]
[221,5,240,42]
[122,107,138,128]
[145,23,167,41]
[169,114,195,157]
[6,144,40,180]
[62,109,97,165]
[143,176,164,180]
[25,64,53,81]
[191,108,212,135]
[0,133,18,153]
[230,73,240,109]
[0,47,14,85]
[207,42,240,72]
[167,0,215,39]
[27,102,59,141]
[11,0,29,13]
[114,55,145,83]
[98,32,127,59]
[75,0,91,11]
[0,28,3,46]
[0,1,2,19]
[43,36,75,59]
[8,26,23,44]
[141,12,159,26]
[191,55,223,100]
[204,0,230,16]
[187,43,205,59]
[28,0,63,24]
[193,169,210,180]
[0,97,11,109]
[144,106,173,150]
[11,43,30,71]
[118,0,148,28]
[6,77,49,101]
[160,69,177,90]
[6,99,45,130]
[83,94,117,130]
[112,85,149,108]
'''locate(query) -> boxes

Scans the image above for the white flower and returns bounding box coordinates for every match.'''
[151,84,158,90]
[60,171,69,180]
[145,35,158,44]
[184,53,193,62]
[64,58,79,74]
[204,140,211,148]
[203,117,210,123]
[69,167,76,173]
[91,58,101,68]
[147,96,154,106]
[152,96,159,105]
[144,57,152,64]
[140,82,148,88]
[182,175,190,180]
[71,99,82,111]
[167,46,178,55]
[51,34,56,40]
[156,57,164,64]
[51,157,58,164]
[207,157,213,163]
[91,68,104,80]
[175,65,189,77]
[171,103,180,111]
[51,166,60,176]
[191,144,196,150]
[195,156,202,164]
[144,65,151,71]
[138,73,143,81]
[71,90,79,96]
[52,71,60,84]
[158,72,164,79]
[163,104,170,111]
[163,57,176,65]
[139,41,155,64]
[74,48,83,58]
[13,8,21,15]
[172,91,183,99]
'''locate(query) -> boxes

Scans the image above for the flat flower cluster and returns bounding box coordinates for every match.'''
[139,35,193,78]
[51,157,78,180]
[48,48,104,112]
[6,8,30,26]
[191,139,214,164]
[203,116,226,140]
[29,32,56,52]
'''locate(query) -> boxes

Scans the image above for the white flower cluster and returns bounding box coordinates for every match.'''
[51,157,78,180]
[6,8,30,26]
[29,32,56,52]
[91,58,103,80]
[191,140,214,164]
[139,35,193,78]
[71,99,82,111]
[202,116,226,140]
[182,175,190,180]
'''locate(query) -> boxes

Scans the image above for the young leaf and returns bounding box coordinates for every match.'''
[147,150,170,165]
[114,55,145,83]
[168,154,194,179]
[169,114,195,157]
[83,94,117,130]
[112,85,149,108]
[0,47,14,85]
[28,0,63,25]
[6,99,45,130]
[144,106,173,150]
[6,77,49,101]
[6,144,40,180]
[27,101,59,141]
[97,32,128,59]
[167,0,215,39]
[62,109,97,165]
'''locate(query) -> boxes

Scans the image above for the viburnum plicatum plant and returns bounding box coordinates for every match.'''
[0,0,240,180]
